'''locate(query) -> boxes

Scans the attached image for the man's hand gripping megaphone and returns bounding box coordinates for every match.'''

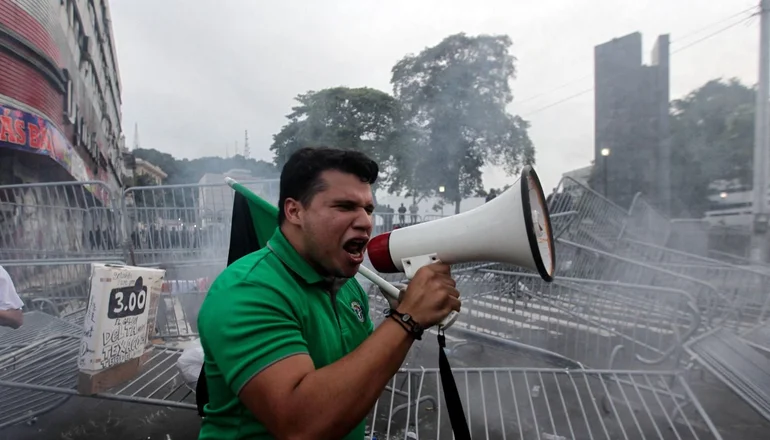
[362,262,461,334]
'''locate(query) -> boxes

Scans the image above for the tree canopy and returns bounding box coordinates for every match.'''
[267,34,534,213]
[132,148,277,185]
[390,33,534,213]
[269,87,405,195]
[669,78,754,217]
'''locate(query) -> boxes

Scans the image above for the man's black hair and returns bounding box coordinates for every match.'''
[278,146,379,225]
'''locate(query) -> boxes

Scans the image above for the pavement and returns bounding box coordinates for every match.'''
[1,396,201,440]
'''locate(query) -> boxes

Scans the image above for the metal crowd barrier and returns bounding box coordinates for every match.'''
[0,312,83,428]
[551,178,770,429]
[0,314,726,440]
[367,367,722,440]
[0,181,124,263]
[550,178,764,332]
[622,193,673,247]
[0,178,763,438]
[614,238,770,332]
[362,243,703,372]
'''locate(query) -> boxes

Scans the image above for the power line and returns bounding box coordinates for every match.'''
[669,5,757,48]
[515,7,756,114]
[516,74,592,105]
[672,13,756,53]
[520,87,594,116]
[519,12,757,117]
[516,7,756,105]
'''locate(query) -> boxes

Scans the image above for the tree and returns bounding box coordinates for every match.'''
[269,87,406,197]
[669,78,755,217]
[390,33,535,214]
[132,148,277,185]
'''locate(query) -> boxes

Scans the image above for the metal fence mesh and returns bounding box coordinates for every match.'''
[1,176,768,438]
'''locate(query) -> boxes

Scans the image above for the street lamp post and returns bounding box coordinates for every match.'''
[438,185,446,216]
[600,148,611,198]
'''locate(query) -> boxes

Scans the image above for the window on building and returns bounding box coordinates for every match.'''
[64,70,76,125]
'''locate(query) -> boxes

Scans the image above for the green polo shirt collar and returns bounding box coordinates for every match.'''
[266,227,325,285]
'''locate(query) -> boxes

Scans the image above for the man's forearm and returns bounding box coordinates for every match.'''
[289,317,415,439]
[0,309,23,329]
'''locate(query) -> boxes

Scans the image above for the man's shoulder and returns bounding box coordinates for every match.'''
[213,248,292,288]
[197,248,304,345]
[201,248,296,311]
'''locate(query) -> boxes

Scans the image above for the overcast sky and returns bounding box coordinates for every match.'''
[109,0,759,193]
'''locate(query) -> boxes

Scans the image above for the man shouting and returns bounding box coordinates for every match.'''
[197,146,460,440]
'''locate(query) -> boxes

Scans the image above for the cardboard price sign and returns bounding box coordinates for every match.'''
[77,263,165,393]
[107,277,149,319]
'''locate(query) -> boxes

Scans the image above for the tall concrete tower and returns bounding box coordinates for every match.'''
[594,32,671,214]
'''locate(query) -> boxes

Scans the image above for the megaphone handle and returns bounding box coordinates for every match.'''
[402,254,459,331]
[439,310,460,330]
[357,265,401,302]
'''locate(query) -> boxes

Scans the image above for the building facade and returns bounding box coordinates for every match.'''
[561,164,593,188]
[703,181,767,228]
[134,158,167,185]
[0,0,128,205]
[594,32,671,214]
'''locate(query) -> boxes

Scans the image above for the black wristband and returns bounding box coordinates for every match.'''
[383,308,424,340]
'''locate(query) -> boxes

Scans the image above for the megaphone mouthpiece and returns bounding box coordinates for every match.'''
[367,232,397,273]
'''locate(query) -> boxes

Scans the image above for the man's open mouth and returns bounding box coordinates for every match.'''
[343,238,369,258]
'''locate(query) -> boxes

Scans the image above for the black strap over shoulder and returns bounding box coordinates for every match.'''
[437,329,472,439]
[195,364,209,416]
[195,190,261,417]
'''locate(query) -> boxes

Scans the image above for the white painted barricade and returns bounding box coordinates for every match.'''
[77,263,165,378]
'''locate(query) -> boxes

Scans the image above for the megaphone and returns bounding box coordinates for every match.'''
[366,165,555,329]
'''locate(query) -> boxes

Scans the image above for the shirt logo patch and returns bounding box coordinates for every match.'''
[351,301,365,323]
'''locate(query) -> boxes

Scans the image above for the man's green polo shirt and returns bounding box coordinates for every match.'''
[197,227,375,440]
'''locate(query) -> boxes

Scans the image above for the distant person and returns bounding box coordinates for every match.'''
[95,225,103,250]
[0,265,23,329]
[384,204,394,230]
[409,202,419,224]
[485,189,498,203]
[373,204,386,233]
[398,203,406,225]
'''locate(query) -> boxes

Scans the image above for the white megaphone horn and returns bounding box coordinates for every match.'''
[366,165,556,330]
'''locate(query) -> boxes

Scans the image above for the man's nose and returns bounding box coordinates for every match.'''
[353,209,373,232]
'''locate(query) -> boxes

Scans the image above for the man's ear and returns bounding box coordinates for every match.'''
[283,198,303,225]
